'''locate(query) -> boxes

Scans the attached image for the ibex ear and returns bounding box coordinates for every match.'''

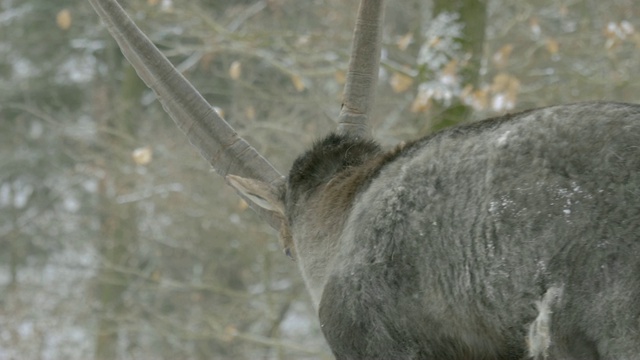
[227,175,294,260]
[226,175,285,216]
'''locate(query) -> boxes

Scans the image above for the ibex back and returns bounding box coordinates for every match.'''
[231,101,640,359]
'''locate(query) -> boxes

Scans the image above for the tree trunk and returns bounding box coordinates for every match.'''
[431,0,487,130]
[94,57,146,359]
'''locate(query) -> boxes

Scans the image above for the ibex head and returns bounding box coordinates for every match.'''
[228,133,400,301]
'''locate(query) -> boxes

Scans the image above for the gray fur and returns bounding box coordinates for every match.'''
[284,102,640,359]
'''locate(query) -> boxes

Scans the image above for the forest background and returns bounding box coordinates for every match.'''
[1,0,638,358]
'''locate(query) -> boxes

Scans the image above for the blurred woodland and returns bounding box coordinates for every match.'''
[0,0,638,358]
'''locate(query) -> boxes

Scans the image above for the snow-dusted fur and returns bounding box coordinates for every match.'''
[284,102,640,359]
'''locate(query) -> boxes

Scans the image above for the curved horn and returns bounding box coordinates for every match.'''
[336,0,385,139]
[88,0,283,228]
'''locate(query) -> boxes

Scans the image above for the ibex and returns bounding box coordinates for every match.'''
[90,0,640,359]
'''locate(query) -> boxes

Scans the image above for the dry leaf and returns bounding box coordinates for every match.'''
[222,325,238,342]
[472,88,489,111]
[604,21,636,51]
[490,73,520,111]
[460,84,474,101]
[604,21,617,39]
[620,21,635,36]
[56,9,72,30]
[605,37,619,51]
[493,44,514,68]
[190,292,203,302]
[296,34,310,46]
[492,73,520,94]
[291,74,305,92]
[200,53,214,71]
[334,70,346,85]
[491,73,511,92]
[505,78,520,105]
[397,32,413,51]
[559,5,568,17]
[410,90,432,113]
[132,146,153,165]
[390,72,413,93]
[633,33,640,48]
[237,198,249,211]
[545,38,559,55]
[213,106,225,118]
[229,61,242,80]
[529,17,541,37]
[147,0,159,5]
[441,60,458,85]
[245,105,256,121]
[428,37,441,48]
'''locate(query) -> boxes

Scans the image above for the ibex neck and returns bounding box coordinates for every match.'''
[286,133,409,307]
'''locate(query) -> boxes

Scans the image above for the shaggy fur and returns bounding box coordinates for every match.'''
[283,102,640,359]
